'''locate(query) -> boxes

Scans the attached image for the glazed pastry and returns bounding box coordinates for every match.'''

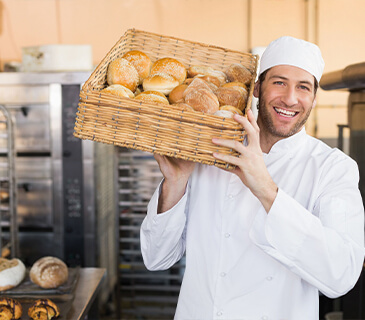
[28,299,60,320]
[0,297,22,319]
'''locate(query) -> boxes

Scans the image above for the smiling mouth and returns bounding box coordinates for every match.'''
[274,107,298,118]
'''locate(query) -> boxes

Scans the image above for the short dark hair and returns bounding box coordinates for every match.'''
[258,68,319,94]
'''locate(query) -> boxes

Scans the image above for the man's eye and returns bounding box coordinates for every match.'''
[273,81,284,85]
[299,85,310,91]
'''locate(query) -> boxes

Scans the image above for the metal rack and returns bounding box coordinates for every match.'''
[0,104,18,258]
[118,148,185,319]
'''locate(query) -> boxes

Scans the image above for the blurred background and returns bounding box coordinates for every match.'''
[0,0,364,319]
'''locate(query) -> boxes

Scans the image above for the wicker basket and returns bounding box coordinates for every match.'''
[74,28,259,169]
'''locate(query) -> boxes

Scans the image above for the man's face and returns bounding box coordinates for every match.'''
[254,65,317,139]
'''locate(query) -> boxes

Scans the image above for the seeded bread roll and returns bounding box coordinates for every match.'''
[106,58,139,92]
[150,58,187,84]
[122,50,152,85]
[0,258,26,291]
[135,91,170,105]
[30,256,68,289]
[101,84,135,98]
[224,63,252,85]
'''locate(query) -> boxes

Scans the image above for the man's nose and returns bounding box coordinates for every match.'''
[281,86,298,106]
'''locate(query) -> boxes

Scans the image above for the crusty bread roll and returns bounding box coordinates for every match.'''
[0,297,22,319]
[215,86,247,111]
[183,77,214,100]
[30,256,68,289]
[187,65,227,85]
[184,88,219,114]
[143,72,180,95]
[122,50,152,84]
[197,75,221,88]
[150,57,187,84]
[101,84,135,98]
[0,258,26,291]
[135,91,170,105]
[224,63,252,85]
[168,84,188,104]
[220,105,244,116]
[106,58,139,92]
[222,81,247,90]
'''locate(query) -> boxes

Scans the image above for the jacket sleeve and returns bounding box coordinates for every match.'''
[140,179,190,271]
[249,156,365,298]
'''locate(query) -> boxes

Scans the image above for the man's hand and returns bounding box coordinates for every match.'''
[212,110,278,213]
[154,154,195,213]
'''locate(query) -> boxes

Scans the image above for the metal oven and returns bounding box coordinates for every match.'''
[0,72,118,306]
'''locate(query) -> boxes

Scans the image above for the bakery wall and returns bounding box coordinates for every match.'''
[0,0,363,144]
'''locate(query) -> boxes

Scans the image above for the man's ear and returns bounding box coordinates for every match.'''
[312,98,317,109]
[253,81,260,98]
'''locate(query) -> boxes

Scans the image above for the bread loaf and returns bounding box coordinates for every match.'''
[30,256,68,289]
[0,258,26,291]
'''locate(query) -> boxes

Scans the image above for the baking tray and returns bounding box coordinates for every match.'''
[0,268,79,318]
[1,267,79,295]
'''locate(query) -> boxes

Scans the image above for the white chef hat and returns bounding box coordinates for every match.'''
[258,36,325,83]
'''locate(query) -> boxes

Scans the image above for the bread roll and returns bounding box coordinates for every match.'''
[143,72,179,95]
[0,297,22,319]
[222,81,247,90]
[122,50,152,84]
[224,63,252,85]
[220,105,244,116]
[30,256,68,289]
[168,84,188,104]
[187,65,227,85]
[183,77,214,100]
[101,84,135,98]
[106,58,139,92]
[198,75,221,88]
[150,58,187,84]
[214,110,235,119]
[0,258,26,291]
[135,91,170,105]
[184,88,219,114]
[215,86,247,111]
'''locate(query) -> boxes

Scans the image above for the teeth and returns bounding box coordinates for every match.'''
[274,107,296,117]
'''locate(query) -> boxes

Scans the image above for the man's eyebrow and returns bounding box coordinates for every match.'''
[268,75,314,87]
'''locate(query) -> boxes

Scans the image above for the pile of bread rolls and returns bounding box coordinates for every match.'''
[102,50,253,119]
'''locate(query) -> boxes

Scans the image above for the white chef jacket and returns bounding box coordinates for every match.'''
[140,128,365,320]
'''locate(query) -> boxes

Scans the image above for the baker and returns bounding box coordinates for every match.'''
[140,36,365,319]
